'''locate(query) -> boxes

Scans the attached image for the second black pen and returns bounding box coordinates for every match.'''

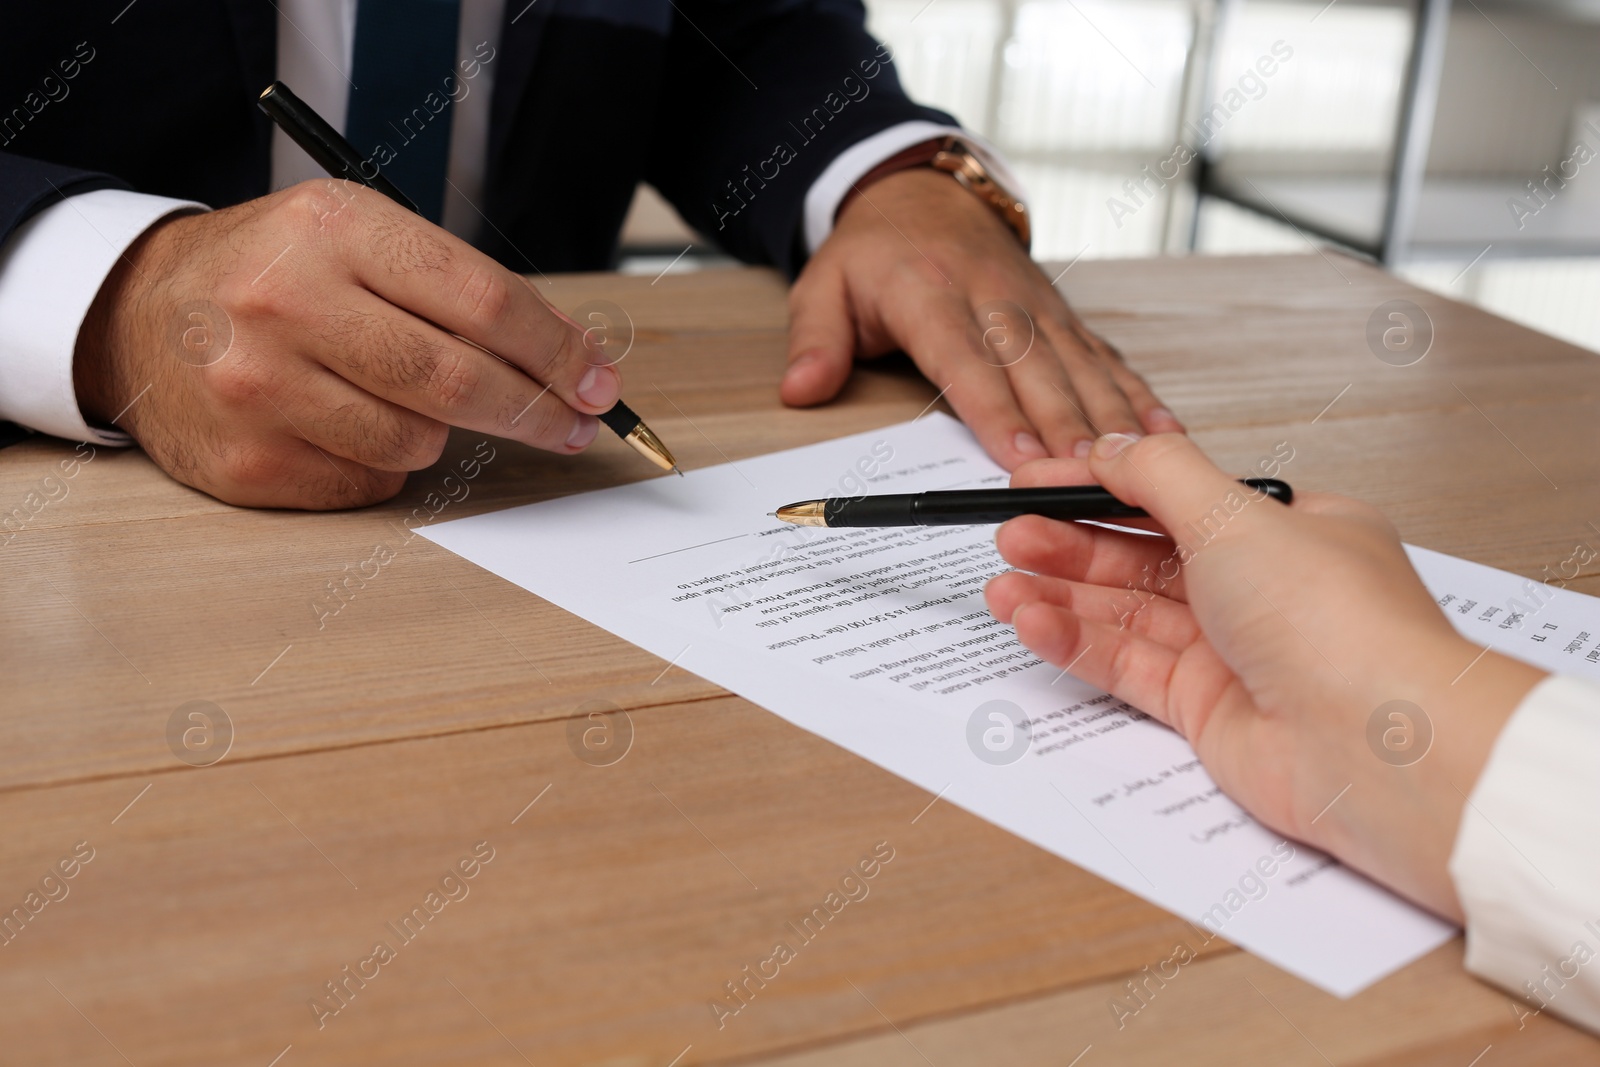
[773,479,1293,527]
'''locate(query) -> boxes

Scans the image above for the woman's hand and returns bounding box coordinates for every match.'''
[983,433,1546,920]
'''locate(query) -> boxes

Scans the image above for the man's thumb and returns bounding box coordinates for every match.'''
[781,273,855,407]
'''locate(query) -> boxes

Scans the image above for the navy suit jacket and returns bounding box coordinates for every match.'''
[0,0,951,276]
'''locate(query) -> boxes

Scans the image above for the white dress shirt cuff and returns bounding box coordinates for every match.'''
[1448,673,1600,1034]
[801,120,1027,256]
[0,188,206,446]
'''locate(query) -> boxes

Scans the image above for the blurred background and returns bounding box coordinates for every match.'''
[618,0,1600,354]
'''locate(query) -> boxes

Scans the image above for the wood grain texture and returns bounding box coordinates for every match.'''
[1,255,1596,1063]
[756,942,1599,1067]
[0,697,1225,1065]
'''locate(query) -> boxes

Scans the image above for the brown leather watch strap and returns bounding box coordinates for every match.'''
[834,138,947,220]
[834,135,1030,250]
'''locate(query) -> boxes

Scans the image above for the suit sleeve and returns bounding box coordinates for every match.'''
[0,151,125,242]
[643,0,956,275]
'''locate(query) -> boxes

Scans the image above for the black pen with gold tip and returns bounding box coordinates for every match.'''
[773,480,1293,527]
[257,80,681,476]
[597,405,679,475]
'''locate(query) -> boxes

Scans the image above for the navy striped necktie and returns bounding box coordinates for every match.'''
[345,0,463,222]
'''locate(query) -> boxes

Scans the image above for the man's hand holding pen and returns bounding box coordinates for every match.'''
[73,179,621,509]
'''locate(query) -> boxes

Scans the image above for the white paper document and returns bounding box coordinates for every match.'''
[421,414,1600,996]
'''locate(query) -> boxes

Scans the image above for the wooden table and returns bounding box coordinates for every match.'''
[3,255,1597,1066]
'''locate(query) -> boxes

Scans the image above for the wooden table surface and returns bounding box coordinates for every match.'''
[3,254,1597,1066]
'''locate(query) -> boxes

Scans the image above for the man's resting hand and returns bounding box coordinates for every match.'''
[785,168,1184,469]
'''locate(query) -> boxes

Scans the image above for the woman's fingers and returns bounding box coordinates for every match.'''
[1007,456,1167,536]
[1010,601,1181,728]
[1010,457,1094,488]
[987,570,1202,647]
[1087,433,1282,553]
[995,514,1188,602]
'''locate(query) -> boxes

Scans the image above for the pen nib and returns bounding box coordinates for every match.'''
[672,466,684,477]
[773,500,828,527]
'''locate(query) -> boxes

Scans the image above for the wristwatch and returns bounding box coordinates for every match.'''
[837,135,1031,251]
[931,137,1031,250]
